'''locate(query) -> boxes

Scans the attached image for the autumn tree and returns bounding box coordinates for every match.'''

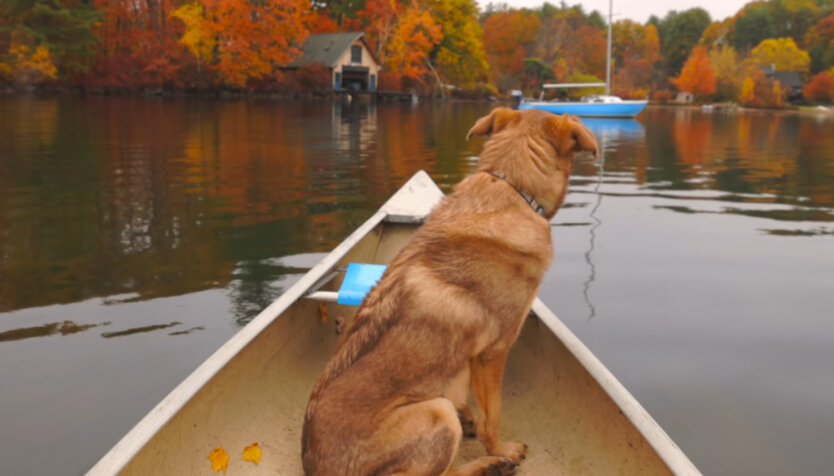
[203,0,314,87]
[482,9,540,90]
[0,0,100,78]
[171,2,214,74]
[427,0,488,88]
[806,13,834,73]
[611,20,661,97]
[738,67,784,108]
[657,8,711,75]
[0,43,57,83]
[383,2,442,84]
[671,46,716,100]
[803,68,834,101]
[709,45,741,101]
[749,37,810,72]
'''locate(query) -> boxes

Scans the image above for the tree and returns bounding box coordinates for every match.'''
[658,8,712,75]
[0,43,57,83]
[482,9,540,90]
[427,0,488,87]
[383,2,442,83]
[769,0,819,44]
[671,46,716,99]
[609,21,661,97]
[171,2,214,74]
[803,68,834,101]
[749,37,810,72]
[0,0,100,77]
[805,13,834,73]
[709,45,741,101]
[731,3,776,51]
[738,68,784,107]
[203,0,314,87]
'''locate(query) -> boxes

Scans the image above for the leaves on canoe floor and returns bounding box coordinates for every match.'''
[208,447,229,472]
[242,443,262,464]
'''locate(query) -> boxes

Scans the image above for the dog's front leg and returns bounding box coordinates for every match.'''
[470,351,527,463]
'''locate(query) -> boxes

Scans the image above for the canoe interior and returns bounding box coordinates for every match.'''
[116,218,672,476]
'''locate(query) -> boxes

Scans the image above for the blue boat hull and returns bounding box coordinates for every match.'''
[519,100,648,118]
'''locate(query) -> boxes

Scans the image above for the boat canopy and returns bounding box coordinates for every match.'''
[542,82,606,89]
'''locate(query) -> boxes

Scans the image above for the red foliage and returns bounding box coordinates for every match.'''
[803,70,834,101]
[311,10,339,33]
[378,71,403,92]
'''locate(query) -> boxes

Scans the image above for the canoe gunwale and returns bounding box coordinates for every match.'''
[531,300,700,475]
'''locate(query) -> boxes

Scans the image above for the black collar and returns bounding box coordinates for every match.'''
[488,172,547,217]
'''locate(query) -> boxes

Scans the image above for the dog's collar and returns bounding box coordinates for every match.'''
[488,172,547,217]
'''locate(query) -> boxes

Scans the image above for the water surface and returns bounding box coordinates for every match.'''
[1,97,833,475]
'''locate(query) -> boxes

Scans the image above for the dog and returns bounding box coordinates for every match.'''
[302,108,598,476]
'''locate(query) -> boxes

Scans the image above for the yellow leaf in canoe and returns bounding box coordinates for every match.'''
[243,442,262,465]
[207,447,229,472]
[318,302,328,322]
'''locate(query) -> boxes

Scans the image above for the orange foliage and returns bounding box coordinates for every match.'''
[738,68,784,108]
[311,10,339,33]
[611,21,660,98]
[87,0,185,89]
[383,3,442,82]
[358,0,402,61]
[482,10,540,89]
[671,47,716,99]
[203,0,312,88]
[378,71,404,92]
[803,69,834,101]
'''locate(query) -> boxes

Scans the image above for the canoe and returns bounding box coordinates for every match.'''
[87,171,699,475]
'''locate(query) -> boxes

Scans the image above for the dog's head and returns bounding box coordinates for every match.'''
[466,107,598,216]
[466,107,598,159]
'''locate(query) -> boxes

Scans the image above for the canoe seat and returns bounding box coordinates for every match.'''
[305,263,387,305]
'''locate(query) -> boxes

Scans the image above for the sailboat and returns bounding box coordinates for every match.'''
[519,0,648,118]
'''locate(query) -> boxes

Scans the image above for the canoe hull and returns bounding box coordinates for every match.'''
[520,100,648,118]
[87,171,698,476]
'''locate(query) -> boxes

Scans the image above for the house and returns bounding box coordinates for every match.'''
[761,65,804,100]
[675,91,694,104]
[287,32,382,91]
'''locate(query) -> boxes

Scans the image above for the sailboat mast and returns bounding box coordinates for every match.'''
[605,0,612,95]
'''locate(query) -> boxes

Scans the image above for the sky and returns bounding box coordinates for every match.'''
[477,0,752,24]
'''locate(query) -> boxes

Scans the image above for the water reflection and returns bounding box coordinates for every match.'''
[580,118,645,142]
[0,320,110,342]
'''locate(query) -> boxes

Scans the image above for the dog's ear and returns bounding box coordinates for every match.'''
[549,115,599,158]
[466,107,520,140]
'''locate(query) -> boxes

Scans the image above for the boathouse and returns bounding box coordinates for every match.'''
[287,32,382,91]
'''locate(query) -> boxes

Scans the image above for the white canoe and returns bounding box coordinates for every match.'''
[87,171,700,475]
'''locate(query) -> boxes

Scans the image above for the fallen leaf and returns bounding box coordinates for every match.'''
[318,302,328,322]
[208,447,229,472]
[243,442,262,465]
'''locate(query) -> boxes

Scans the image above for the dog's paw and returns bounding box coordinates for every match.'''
[487,457,518,476]
[490,441,527,463]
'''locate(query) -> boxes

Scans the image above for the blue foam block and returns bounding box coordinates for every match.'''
[337,263,388,305]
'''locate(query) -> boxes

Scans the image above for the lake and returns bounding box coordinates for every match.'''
[1,96,833,475]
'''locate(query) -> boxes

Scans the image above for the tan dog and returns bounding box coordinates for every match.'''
[302,108,598,476]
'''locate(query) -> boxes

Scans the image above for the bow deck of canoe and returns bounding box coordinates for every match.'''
[87,171,699,475]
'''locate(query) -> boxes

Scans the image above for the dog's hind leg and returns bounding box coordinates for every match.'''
[369,398,462,476]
